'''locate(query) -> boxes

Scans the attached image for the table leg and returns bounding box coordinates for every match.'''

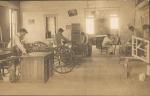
[124,58,129,78]
[0,65,2,80]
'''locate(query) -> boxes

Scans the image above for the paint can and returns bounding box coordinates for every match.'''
[139,73,146,81]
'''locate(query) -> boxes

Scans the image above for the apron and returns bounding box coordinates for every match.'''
[12,46,22,56]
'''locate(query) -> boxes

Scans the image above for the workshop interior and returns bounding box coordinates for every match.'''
[0,0,149,95]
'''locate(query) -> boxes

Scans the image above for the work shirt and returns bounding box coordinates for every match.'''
[55,32,69,46]
[8,33,26,54]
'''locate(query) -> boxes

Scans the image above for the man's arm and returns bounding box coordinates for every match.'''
[15,36,27,54]
[102,37,113,46]
[60,34,70,43]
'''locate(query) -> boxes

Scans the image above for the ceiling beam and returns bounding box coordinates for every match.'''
[17,0,120,1]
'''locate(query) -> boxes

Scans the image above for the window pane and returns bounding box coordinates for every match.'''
[86,16,95,34]
[110,15,119,29]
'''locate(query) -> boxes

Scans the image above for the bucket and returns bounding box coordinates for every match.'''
[1,69,10,82]
[139,73,146,81]
[2,73,10,82]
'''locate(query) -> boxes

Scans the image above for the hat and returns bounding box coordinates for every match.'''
[19,28,28,33]
[107,33,111,36]
[128,25,135,32]
[58,28,64,32]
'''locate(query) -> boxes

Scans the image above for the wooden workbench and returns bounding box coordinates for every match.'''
[20,52,53,83]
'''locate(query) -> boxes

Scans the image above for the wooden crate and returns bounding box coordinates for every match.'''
[20,52,53,83]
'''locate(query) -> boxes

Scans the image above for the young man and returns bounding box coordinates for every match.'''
[8,28,28,55]
[102,34,113,47]
[102,34,114,54]
[55,28,70,46]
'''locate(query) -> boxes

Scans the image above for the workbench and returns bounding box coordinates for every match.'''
[0,51,12,80]
[20,52,54,83]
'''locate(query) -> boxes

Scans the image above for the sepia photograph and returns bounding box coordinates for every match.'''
[0,0,149,96]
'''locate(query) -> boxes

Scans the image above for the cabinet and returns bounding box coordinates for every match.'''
[71,23,81,45]
[20,52,53,83]
[71,23,82,55]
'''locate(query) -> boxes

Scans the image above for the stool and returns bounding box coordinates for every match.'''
[101,47,108,55]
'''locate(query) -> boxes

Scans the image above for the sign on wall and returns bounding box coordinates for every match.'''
[68,9,78,17]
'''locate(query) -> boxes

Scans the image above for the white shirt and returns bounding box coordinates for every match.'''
[102,36,113,47]
[8,33,26,54]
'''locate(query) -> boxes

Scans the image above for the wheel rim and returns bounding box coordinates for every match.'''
[53,46,74,74]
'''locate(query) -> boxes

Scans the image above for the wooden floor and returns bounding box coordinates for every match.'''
[0,46,150,96]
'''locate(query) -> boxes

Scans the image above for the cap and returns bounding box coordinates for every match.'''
[19,28,28,33]
[58,28,64,32]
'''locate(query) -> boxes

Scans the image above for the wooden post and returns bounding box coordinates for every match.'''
[146,65,150,76]
[0,26,3,42]
[124,58,129,79]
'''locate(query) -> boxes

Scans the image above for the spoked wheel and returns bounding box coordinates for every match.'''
[53,46,75,74]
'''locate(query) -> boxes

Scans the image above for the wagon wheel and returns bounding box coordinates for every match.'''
[53,46,75,74]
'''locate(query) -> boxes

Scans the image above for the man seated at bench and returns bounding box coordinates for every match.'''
[102,34,114,54]
[55,28,70,47]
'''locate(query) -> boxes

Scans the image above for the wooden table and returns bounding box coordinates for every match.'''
[20,52,53,83]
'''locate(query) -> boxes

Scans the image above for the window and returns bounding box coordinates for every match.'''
[10,10,18,47]
[110,14,119,29]
[86,16,95,34]
[45,15,57,38]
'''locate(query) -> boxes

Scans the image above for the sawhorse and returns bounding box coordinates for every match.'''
[120,56,150,81]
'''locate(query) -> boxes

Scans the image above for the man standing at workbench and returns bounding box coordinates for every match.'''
[5,28,28,82]
[8,28,28,56]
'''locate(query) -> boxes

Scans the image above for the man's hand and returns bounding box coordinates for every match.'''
[22,50,27,55]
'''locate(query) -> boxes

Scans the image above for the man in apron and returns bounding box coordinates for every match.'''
[7,28,28,82]
[8,28,28,56]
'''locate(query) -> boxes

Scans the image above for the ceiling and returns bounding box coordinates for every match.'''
[18,0,122,1]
